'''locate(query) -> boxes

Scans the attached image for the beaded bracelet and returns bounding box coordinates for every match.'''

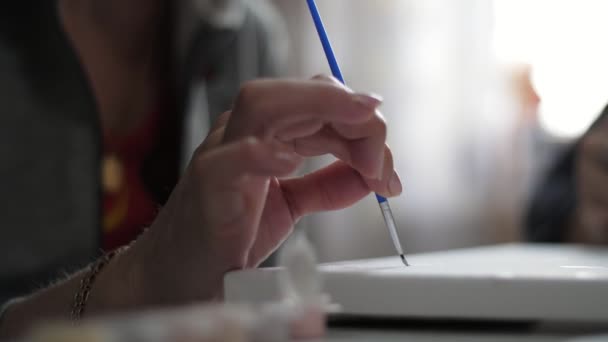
[71,246,127,321]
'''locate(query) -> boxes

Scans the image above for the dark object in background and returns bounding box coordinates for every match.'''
[525,104,608,242]
[0,0,101,303]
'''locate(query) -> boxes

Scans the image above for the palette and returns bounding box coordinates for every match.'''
[224,244,608,323]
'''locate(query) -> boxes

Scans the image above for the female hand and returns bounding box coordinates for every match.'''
[130,76,403,306]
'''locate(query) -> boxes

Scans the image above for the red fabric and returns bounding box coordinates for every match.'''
[101,108,162,251]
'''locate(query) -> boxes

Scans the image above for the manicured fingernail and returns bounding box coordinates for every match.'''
[353,93,383,110]
[388,170,402,196]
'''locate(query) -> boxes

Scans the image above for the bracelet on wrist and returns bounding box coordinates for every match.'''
[71,246,127,321]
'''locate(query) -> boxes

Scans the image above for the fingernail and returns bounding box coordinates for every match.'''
[271,141,299,164]
[353,93,383,110]
[388,170,402,196]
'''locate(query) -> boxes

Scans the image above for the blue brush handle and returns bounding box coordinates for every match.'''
[306,0,387,204]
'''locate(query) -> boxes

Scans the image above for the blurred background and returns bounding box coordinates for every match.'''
[271,0,608,261]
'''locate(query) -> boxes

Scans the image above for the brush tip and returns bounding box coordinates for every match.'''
[400,254,409,267]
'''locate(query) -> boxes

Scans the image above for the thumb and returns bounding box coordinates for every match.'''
[190,137,302,228]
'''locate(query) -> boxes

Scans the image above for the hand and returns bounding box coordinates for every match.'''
[130,76,403,306]
[575,120,608,243]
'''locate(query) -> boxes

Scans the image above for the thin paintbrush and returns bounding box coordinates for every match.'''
[305,0,409,266]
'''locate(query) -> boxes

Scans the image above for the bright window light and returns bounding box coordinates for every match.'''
[493,0,608,139]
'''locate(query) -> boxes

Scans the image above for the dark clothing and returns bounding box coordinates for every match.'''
[0,2,101,302]
[0,0,284,304]
[526,104,608,241]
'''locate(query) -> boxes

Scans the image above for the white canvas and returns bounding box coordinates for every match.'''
[224,244,608,323]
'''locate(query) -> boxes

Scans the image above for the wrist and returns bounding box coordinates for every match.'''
[85,244,146,315]
[133,217,228,307]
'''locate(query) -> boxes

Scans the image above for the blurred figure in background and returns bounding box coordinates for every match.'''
[527,103,608,244]
[0,0,286,305]
[496,1,608,245]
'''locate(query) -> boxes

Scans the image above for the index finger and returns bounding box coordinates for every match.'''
[224,79,382,142]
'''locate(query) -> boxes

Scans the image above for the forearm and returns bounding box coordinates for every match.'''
[0,215,228,340]
[0,246,143,339]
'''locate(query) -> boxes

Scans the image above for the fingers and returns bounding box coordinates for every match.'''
[223,76,391,180]
[275,119,324,142]
[332,113,387,178]
[311,74,348,88]
[187,137,301,237]
[191,137,302,188]
[211,110,232,132]
[284,76,387,178]
[364,144,403,197]
[279,161,375,219]
[198,111,232,152]
[225,79,382,142]
[247,154,403,267]
[291,126,352,164]
[291,119,389,180]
